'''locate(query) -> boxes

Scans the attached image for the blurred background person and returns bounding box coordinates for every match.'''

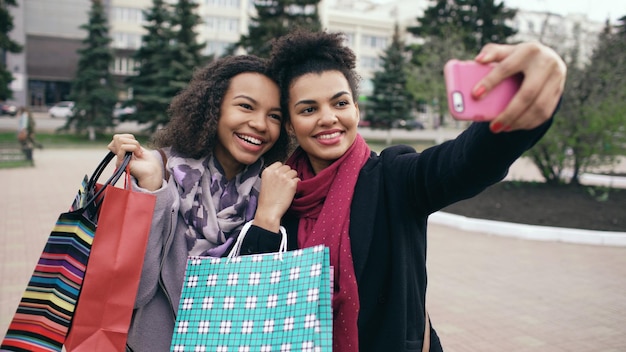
[16,106,43,164]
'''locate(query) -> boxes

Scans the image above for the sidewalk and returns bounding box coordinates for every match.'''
[1,148,626,351]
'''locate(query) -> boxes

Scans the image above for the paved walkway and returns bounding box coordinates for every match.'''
[1,148,626,351]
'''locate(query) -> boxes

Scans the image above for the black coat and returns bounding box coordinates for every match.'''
[242,121,552,351]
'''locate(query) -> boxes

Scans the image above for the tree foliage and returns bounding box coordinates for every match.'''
[367,25,413,130]
[231,0,322,58]
[169,0,207,90]
[406,30,471,128]
[64,0,117,140]
[0,0,23,101]
[527,20,626,184]
[126,0,173,131]
[405,0,515,128]
[126,0,206,132]
[408,0,517,54]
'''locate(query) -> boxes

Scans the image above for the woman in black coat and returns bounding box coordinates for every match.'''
[244,29,566,352]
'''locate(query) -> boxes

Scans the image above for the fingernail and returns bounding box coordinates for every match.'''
[475,53,486,62]
[473,84,486,99]
[490,122,504,133]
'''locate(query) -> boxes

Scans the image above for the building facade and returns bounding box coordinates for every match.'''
[4,0,605,110]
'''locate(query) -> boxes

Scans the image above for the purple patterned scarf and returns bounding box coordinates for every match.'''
[167,152,263,257]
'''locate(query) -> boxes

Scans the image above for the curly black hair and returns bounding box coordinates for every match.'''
[151,55,290,164]
[267,29,361,119]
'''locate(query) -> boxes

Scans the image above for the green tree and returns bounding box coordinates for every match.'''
[527,20,626,184]
[126,0,207,132]
[367,24,414,134]
[126,0,177,132]
[406,30,471,128]
[231,0,322,58]
[617,15,626,34]
[64,0,117,140]
[0,0,23,101]
[408,0,517,54]
[169,0,207,90]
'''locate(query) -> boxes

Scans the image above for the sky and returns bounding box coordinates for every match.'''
[502,0,624,23]
[370,0,624,24]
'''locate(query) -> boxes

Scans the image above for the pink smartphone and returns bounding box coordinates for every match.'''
[444,59,522,121]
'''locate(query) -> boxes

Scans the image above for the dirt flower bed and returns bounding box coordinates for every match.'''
[441,182,626,232]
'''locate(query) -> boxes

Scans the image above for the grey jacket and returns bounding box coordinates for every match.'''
[125,150,191,352]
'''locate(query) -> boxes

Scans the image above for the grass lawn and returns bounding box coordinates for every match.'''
[0,131,152,169]
[0,131,151,149]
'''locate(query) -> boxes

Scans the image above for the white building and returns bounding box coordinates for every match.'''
[4,0,606,109]
[508,9,605,67]
[108,0,425,83]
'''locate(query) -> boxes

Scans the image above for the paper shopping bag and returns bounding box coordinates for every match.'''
[64,181,155,352]
[1,152,132,352]
[170,240,332,352]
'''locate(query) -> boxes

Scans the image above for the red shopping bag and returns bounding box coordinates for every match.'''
[1,152,133,352]
[63,171,156,351]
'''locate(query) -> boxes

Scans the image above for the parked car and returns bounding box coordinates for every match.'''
[48,101,75,118]
[0,103,17,117]
[392,119,425,131]
[113,103,136,120]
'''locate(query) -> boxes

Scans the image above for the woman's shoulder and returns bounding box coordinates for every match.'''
[359,144,417,173]
[380,144,417,156]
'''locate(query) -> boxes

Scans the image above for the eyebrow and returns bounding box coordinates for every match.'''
[233,94,257,104]
[293,91,351,108]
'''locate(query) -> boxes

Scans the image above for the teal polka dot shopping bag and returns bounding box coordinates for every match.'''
[170,223,332,352]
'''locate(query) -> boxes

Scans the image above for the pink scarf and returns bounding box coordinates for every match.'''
[286,134,371,352]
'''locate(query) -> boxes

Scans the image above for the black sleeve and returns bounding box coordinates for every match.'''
[385,116,554,216]
[239,225,283,255]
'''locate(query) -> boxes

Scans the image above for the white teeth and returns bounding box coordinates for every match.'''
[238,134,262,145]
[317,132,341,140]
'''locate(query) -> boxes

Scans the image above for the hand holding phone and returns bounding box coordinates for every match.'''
[444,60,522,121]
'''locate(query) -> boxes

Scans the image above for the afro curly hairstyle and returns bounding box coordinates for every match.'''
[267,29,361,120]
[151,55,290,164]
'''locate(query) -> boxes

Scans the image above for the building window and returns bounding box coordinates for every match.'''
[343,32,355,47]
[205,16,240,33]
[205,0,240,7]
[113,57,138,76]
[112,7,144,24]
[204,41,233,57]
[285,4,316,15]
[362,35,388,49]
[359,56,381,70]
[113,32,142,49]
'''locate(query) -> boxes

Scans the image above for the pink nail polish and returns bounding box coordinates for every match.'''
[473,85,486,99]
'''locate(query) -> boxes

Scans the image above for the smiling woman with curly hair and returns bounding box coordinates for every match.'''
[107,54,293,351]
[152,55,290,163]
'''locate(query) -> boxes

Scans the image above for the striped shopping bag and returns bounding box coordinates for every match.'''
[1,152,131,352]
[170,223,332,352]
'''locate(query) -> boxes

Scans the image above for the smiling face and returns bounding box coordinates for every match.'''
[286,70,360,174]
[214,72,282,179]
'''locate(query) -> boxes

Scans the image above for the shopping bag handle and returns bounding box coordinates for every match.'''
[85,152,130,191]
[227,221,287,259]
[83,151,132,210]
